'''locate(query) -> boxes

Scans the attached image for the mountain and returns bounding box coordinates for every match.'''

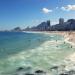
[11,27,22,32]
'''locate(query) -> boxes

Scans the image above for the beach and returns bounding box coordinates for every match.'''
[44,31,75,46]
[48,31,75,75]
[0,31,75,75]
[25,31,75,73]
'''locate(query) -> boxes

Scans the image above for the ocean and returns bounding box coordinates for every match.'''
[0,32,75,75]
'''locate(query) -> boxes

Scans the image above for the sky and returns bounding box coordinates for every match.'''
[0,0,75,30]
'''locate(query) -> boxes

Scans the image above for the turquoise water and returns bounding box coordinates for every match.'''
[0,32,75,75]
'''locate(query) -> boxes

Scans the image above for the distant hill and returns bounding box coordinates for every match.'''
[11,27,22,32]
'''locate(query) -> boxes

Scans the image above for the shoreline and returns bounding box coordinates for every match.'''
[24,31,75,46]
[26,31,75,74]
[63,32,75,47]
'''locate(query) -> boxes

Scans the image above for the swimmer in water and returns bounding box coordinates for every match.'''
[56,40,57,42]
[71,45,72,48]
[56,45,58,47]
[64,42,65,44]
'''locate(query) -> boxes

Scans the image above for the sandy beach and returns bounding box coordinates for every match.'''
[45,31,75,46]
[25,31,75,46]
[51,31,75,73]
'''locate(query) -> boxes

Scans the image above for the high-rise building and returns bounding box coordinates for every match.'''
[47,20,51,30]
[59,18,64,25]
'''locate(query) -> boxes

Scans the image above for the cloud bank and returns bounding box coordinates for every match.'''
[42,5,75,14]
[61,5,75,11]
[42,8,53,14]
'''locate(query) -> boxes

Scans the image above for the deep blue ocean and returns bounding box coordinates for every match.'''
[0,32,74,75]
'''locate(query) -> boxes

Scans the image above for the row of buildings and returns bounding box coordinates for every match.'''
[11,18,75,31]
[25,18,65,31]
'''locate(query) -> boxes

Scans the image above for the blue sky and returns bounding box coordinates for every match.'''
[0,0,75,30]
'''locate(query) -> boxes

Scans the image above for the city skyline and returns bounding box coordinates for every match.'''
[0,0,75,30]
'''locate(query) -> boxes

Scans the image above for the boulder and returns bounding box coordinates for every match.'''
[17,67,24,71]
[35,70,45,73]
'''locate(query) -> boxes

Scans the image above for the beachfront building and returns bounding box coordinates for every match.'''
[46,20,51,31]
[28,20,51,31]
[59,18,64,25]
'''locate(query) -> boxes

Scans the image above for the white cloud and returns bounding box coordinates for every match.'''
[61,5,75,11]
[42,8,53,14]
